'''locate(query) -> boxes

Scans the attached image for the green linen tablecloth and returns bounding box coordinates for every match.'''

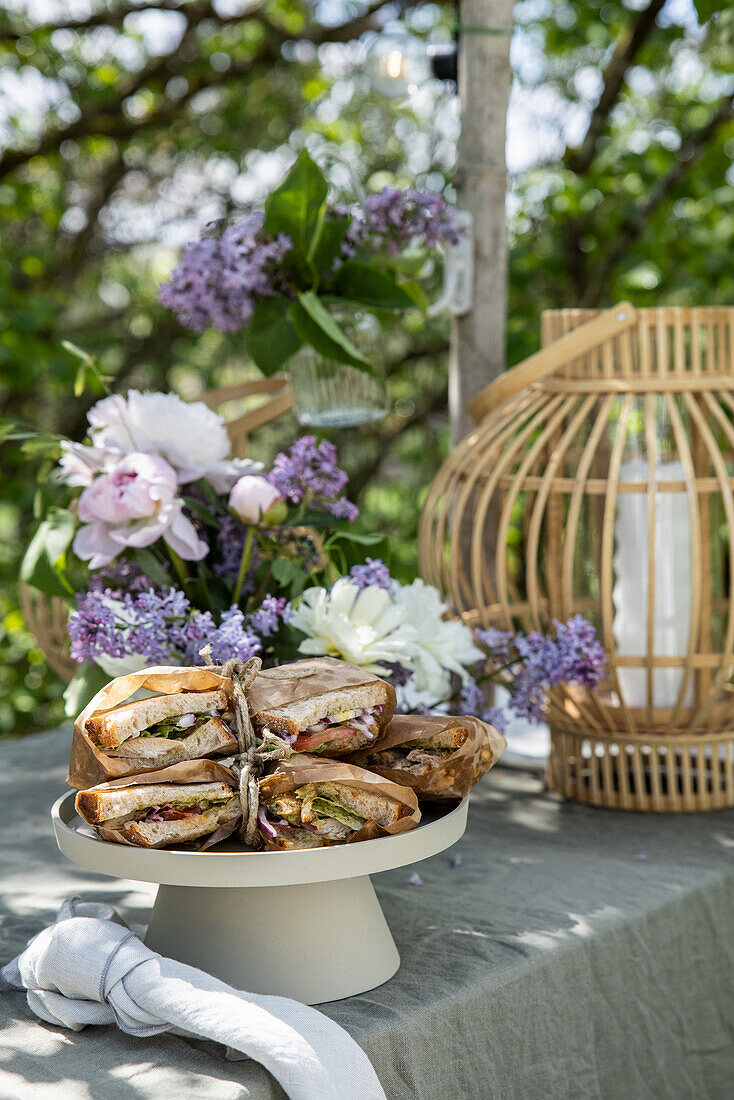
[2,727,734,1100]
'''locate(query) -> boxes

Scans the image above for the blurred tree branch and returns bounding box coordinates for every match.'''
[565,0,667,177]
[579,90,734,306]
[0,0,406,180]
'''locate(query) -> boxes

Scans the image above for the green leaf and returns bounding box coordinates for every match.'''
[290,291,372,371]
[263,151,328,259]
[182,496,222,529]
[134,549,173,589]
[373,248,430,277]
[245,295,302,374]
[329,262,416,311]
[400,280,430,311]
[327,530,385,545]
[311,215,352,277]
[692,0,727,19]
[63,663,111,718]
[21,508,76,597]
[271,558,303,585]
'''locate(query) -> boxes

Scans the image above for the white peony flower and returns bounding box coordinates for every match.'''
[392,578,483,694]
[290,576,483,710]
[395,679,451,715]
[289,579,420,674]
[86,390,261,491]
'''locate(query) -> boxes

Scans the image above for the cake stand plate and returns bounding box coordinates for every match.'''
[52,792,467,1004]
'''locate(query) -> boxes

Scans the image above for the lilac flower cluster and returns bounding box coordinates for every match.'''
[348,558,395,592]
[249,595,292,636]
[184,607,262,664]
[158,213,292,333]
[69,586,267,666]
[460,615,606,727]
[267,436,358,522]
[347,188,463,257]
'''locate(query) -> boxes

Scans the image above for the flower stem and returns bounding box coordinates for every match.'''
[233,526,255,607]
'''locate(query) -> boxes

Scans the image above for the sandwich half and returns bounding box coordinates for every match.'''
[85,689,237,766]
[367,725,468,777]
[249,662,396,757]
[76,780,239,848]
[257,776,411,849]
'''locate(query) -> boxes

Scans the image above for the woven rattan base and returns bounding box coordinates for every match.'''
[548,725,734,812]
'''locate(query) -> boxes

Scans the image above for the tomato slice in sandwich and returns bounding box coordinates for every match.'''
[293,725,359,752]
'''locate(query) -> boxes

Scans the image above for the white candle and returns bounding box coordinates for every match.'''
[612,458,693,708]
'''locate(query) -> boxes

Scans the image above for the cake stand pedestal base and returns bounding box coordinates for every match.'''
[145,875,399,1004]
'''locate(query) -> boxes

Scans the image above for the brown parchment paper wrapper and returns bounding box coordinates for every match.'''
[74,758,240,849]
[246,656,396,727]
[348,714,507,801]
[258,753,420,849]
[68,666,235,790]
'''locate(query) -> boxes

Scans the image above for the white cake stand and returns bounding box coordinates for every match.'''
[52,792,467,1004]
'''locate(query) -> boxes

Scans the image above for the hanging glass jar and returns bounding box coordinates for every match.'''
[289,309,388,429]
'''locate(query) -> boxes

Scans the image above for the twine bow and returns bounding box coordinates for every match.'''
[198,647,294,848]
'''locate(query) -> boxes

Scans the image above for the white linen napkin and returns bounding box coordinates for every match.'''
[2,897,386,1100]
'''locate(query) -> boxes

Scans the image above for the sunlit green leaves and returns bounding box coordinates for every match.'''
[20,508,76,599]
[263,150,328,259]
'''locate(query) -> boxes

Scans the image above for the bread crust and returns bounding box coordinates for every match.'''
[104,716,237,766]
[309,781,409,828]
[76,780,233,824]
[259,776,408,830]
[122,795,240,848]
[86,689,228,749]
[253,681,394,739]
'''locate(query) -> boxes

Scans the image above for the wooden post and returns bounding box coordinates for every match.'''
[450,0,513,444]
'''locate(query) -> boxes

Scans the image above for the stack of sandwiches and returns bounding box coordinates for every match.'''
[73,656,503,850]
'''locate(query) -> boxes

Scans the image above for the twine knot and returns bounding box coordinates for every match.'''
[198,647,293,847]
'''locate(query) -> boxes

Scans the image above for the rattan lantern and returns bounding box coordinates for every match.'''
[420,303,734,812]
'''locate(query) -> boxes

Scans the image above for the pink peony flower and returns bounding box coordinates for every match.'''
[73,452,208,569]
[229,475,286,525]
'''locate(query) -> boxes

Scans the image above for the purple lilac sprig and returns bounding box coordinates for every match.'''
[349,558,395,593]
[460,615,606,727]
[249,595,292,636]
[347,188,463,257]
[158,213,292,333]
[68,585,278,667]
[267,435,358,522]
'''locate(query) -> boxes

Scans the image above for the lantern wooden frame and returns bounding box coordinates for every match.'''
[21,376,293,683]
[420,304,734,811]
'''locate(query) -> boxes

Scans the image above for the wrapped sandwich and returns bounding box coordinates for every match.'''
[68,666,236,789]
[247,657,396,757]
[75,760,240,848]
[350,714,506,801]
[257,756,420,849]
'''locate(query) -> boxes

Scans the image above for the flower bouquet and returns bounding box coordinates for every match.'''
[20,385,605,734]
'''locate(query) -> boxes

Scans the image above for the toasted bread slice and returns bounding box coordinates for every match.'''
[86,689,228,749]
[105,716,237,767]
[305,781,409,829]
[76,780,233,824]
[406,726,468,752]
[252,681,393,739]
[122,796,239,848]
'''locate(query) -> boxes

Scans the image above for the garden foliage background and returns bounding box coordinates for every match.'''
[1,0,733,736]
